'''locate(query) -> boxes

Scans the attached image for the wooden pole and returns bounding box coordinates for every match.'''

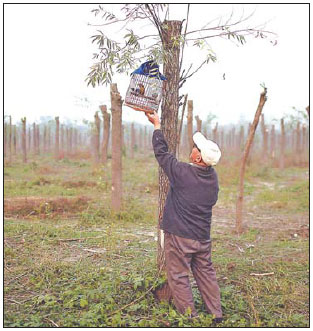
[110,83,123,211]
[236,88,267,233]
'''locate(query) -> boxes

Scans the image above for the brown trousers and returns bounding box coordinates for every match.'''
[164,231,222,318]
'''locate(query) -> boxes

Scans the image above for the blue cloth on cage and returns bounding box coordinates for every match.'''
[131,60,167,80]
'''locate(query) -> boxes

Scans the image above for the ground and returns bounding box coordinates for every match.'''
[4,153,309,327]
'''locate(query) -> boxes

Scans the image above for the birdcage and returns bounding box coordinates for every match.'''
[125,60,166,114]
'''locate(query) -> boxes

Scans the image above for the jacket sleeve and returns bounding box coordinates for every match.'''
[152,129,183,185]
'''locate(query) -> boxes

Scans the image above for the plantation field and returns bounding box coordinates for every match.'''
[4,154,309,327]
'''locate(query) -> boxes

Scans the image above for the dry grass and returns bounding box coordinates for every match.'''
[4,196,90,218]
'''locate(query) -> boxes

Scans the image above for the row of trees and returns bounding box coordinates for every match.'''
[4,105,309,168]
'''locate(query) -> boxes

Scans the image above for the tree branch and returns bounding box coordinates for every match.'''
[179,4,190,73]
[182,59,207,81]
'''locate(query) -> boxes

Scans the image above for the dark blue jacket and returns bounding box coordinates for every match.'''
[152,129,219,240]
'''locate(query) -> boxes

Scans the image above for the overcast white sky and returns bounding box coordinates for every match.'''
[4,4,309,126]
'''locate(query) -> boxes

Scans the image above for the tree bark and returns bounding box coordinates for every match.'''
[270,124,275,160]
[21,117,27,163]
[279,119,285,169]
[158,20,183,273]
[236,89,267,233]
[100,105,111,164]
[110,83,123,211]
[55,117,60,160]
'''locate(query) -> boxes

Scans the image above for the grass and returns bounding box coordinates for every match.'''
[4,153,309,327]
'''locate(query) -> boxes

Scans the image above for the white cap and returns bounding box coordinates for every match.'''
[193,132,221,166]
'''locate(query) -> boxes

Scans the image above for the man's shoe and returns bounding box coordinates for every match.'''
[213,317,223,323]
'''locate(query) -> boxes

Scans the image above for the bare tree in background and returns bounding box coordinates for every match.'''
[93,112,101,163]
[130,123,135,159]
[100,105,111,164]
[110,84,123,211]
[21,117,27,163]
[279,119,286,170]
[9,116,12,163]
[236,88,267,233]
[55,117,60,160]
[195,115,202,132]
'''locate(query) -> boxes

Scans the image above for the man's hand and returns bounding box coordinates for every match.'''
[145,111,161,130]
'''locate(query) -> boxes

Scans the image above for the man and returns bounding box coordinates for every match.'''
[146,111,223,322]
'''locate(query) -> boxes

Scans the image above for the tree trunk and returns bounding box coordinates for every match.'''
[270,124,275,160]
[187,100,194,152]
[213,122,218,143]
[177,94,188,159]
[32,123,36,155]
[12,125,17,155]
[279,119,285,169]
[306,105,309,118]
[94,112,101,163]
[295,122,301,166]
[43,126,47,153]
[21,117,27,163]
[4,122,7,157]
[54,117,59,160]
[261,114,268,162]
[9,116,12,163]
[66,127,70,156]
[130,123,135,159]
[220,128,224,151]
[110,84,123,211]
[28,127,31,153]
[236,89,267,233]
[59,125,64,156]
[144,126,147,154]
[100,105,111,164]
[195,115,202,132]
[47,126,51,153]
[36,125,40,155]
[157,20,182,273]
